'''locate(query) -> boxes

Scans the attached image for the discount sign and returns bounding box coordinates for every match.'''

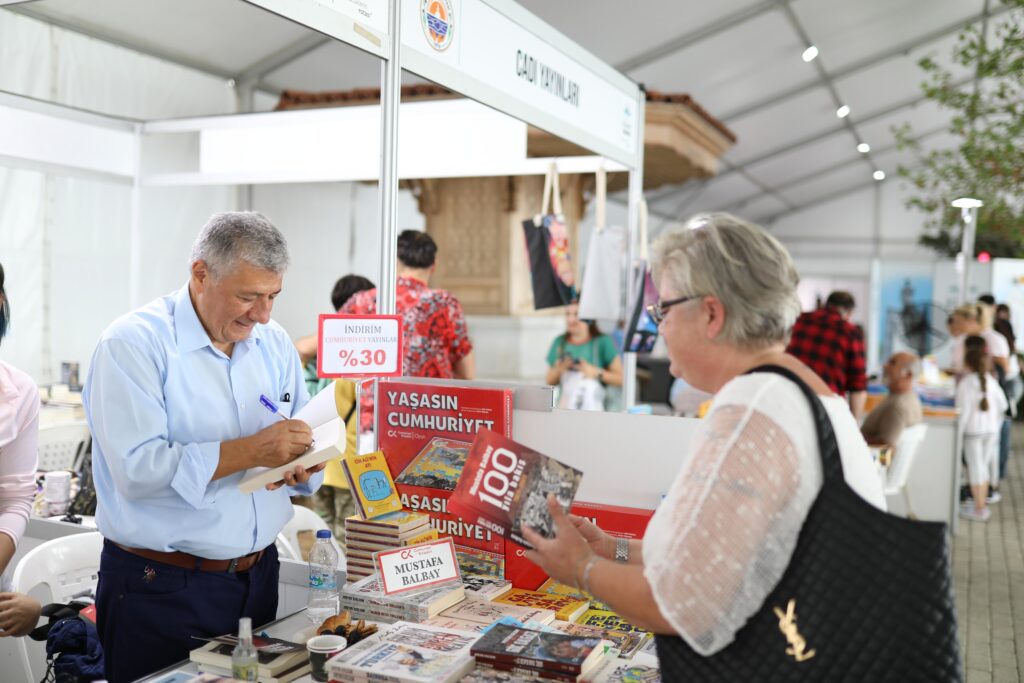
[317,314,403,377]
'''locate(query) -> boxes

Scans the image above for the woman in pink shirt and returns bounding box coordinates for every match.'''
[0,263,43,637]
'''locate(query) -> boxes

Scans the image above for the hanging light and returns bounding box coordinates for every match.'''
[802,45,819,62]
[857,142,870,153]
[836,105,850,118]
[873,170,886,181]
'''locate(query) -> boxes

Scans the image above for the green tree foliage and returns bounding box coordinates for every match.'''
[896,0,1024,257]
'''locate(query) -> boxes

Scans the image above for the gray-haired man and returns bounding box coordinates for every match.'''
[84,212,323,682]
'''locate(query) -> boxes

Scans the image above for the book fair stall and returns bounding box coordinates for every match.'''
[1,0,710,681]
[1,1,977,682]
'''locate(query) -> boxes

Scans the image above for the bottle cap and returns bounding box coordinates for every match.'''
[316,529,332,539]
[238,617,252,639]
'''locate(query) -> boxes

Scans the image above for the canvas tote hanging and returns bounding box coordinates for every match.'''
[577,165,626,322]
[522,163,577,310]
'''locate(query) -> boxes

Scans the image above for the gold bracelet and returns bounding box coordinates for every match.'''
[578,555,599,595]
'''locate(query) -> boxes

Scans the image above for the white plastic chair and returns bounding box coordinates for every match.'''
[10,531,103,683]
[276,505,342,565]
[884,423,928,518]
[37,421,91,472]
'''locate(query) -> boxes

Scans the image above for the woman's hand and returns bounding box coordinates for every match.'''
[0,593,41,637]
[522,495,595,589]
[576,359,601,380]
[569,514,615,559]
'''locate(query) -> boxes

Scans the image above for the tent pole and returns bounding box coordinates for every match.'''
[377,0,401,315]
[623,88,646,411]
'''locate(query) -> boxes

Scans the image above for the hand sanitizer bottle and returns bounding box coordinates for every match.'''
[231,617,258,681]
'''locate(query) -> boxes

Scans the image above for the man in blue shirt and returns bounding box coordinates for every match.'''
[84,212,324,682]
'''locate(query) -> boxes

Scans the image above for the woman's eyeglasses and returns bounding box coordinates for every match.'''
[646,295,702,325]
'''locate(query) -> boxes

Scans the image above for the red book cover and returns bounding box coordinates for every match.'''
[447,430,583,550]
[377,381,513,571]
[505,501,655,590]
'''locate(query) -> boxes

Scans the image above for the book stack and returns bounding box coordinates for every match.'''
[343,510,434,583]
[188,638,310,683]
[461,575,513,601]
[327,621,477,683]
[469,623,609,682]
[429,599,556,634]
[341,575,466,624]
[494,589,589,622]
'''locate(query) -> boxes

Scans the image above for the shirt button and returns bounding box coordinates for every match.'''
[240,403,246,410]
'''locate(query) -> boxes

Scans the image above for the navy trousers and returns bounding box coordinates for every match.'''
[95,540,279,683]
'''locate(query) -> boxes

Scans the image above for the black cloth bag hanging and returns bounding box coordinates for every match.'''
[522,165,576,310]
[656,364,962,683]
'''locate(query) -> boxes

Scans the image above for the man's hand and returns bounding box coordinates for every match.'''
[265,462,326,491]
[251,419,314,468]
[215,419,314,481]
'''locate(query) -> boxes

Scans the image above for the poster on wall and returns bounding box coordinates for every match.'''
[877,263,940,363]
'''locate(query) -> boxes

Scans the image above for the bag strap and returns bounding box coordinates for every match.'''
[551,164,563,217]
[746,364,844,482]
[595,165,606,233]
[540,163,554,217]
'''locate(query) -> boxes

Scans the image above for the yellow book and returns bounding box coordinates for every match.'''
[574,608,647,634]
[494,588,589,622]
[341,450,403,519]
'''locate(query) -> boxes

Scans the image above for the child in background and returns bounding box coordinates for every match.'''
[957,345,1008,521]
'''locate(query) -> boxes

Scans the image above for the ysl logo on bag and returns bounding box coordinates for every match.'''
[774,598,816,662]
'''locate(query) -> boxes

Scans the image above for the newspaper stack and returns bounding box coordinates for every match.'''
[327,622,477,683]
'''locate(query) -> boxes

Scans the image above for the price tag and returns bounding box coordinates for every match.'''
[317,314,403,377]
[375,537,461,595]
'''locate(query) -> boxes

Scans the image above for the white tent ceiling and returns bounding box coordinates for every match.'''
[3,0,1013,226]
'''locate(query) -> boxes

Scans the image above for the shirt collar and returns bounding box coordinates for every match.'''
[173,282,262,354]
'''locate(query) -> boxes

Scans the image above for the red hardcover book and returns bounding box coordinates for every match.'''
[447,430,583,549]
[505,501,655,590]
[377,381,513,570]
[470,624,605,676]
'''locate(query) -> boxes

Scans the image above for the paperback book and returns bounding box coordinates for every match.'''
[470,623,607,676]
[574,610,647,635]
[188,639,308,681]
[378,381,513,574]
[549,622,649,660]
[495,589,589,622]
[461,574,513,601]
[327,623,476,683]
[340,575,466,623]
[342,450,404,519]
[439,599,556,627]
[448,430,582,549]
[580,658,661,682]
[345,511,432,537]
[537,579,612,612]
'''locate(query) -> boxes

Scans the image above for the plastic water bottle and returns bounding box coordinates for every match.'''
[307,529,340,625]
[231,617,258,681]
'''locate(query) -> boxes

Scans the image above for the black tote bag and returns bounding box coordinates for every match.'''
[522,165,576,310]
[656,364,962,683]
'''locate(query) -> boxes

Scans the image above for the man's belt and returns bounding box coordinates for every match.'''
[113,542,266,573]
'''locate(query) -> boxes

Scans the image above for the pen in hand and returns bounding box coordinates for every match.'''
[259,394,287,421]
[260,394,316,450]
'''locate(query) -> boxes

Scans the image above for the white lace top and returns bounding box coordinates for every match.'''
[642,373,886,656]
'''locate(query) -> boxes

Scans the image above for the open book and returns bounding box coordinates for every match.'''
[238,382,345,493]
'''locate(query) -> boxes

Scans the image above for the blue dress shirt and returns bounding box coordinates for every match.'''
[84,283,321,559]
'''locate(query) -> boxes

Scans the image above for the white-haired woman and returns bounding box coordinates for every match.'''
[523,214,886,660]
